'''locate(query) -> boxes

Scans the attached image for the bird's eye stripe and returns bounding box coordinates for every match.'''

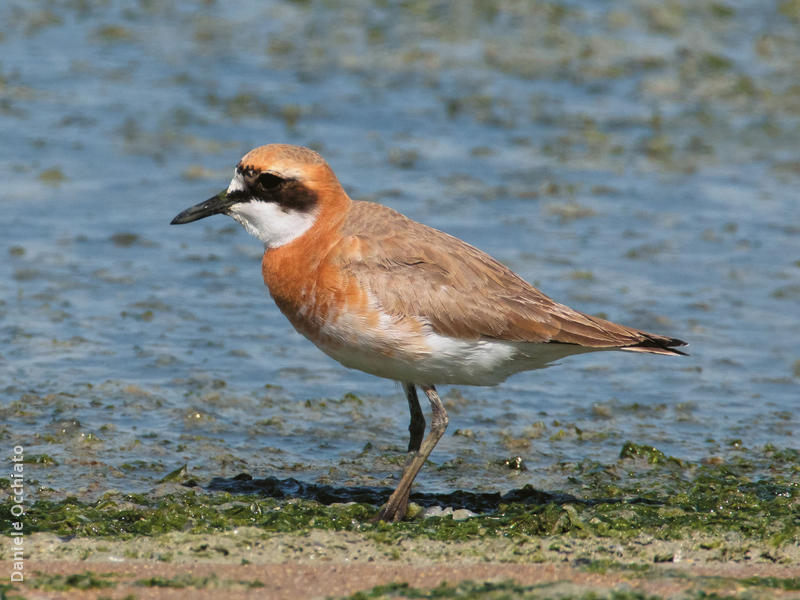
[257,173,285,189]
[227,189,249,201]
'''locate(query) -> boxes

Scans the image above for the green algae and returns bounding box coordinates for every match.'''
[6,444,797,547]
[158,463,189,483]
[10,492,371,538]
[37,167,67,185]
[4,443,799,598]
[340,580,659,599]
[578,559,651,574]
[29,571,115,591]
[619,442,686,466]
[338,574,800,599]
[0,582,25,600]
[740,576,800,591]
[91,24,135,43]
[22,453,57,465]
[135,574,266,589]
[16,569,800,600]
[24,571,267,593]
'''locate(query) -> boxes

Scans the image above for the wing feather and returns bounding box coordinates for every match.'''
[335,202,685,353]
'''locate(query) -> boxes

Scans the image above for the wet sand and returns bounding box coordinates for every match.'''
[5,515,800,599]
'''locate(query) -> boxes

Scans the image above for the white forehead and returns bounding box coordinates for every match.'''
[227,170,245,194]
[227,163,309,194]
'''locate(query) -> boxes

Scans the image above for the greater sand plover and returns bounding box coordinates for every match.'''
[171,144,687,522]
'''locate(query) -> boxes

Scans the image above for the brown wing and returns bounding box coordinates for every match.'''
[336,202,686,354]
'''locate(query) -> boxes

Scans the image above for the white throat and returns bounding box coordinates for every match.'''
[225,172,317,248]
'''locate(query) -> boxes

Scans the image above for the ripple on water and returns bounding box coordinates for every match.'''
[0,0,798,500]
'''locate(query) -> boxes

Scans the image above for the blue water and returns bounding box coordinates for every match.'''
[1,0,798,499]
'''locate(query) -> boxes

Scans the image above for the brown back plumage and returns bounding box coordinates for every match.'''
[336,201,686,355]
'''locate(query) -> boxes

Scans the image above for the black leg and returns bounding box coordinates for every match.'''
[404,382,425,453]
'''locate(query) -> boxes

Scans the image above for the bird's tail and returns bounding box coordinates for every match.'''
[620,335,688,356]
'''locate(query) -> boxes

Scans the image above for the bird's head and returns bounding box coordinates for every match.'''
[171,144,346,248]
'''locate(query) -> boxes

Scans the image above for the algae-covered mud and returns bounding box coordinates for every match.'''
[5,445,800,548]
[2,446,798,597]
[1,0,799,598]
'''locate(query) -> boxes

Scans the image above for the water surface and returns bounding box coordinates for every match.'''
[1,0,798,500]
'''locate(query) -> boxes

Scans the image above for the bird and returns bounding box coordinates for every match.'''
[171,144,687,522]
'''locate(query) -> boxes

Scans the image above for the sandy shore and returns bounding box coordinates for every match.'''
[4,528,799,599]
[5,559,800,599]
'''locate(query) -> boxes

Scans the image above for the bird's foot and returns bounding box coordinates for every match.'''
[371,495,409,523]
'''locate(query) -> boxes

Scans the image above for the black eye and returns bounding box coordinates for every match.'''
[256,172,284,191]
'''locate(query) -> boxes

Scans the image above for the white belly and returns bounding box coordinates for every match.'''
[315,328,596,386]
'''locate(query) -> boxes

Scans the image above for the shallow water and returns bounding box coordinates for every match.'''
[1,0,798,500]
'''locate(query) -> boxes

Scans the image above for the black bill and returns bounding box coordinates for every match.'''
[170,189,239,225]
